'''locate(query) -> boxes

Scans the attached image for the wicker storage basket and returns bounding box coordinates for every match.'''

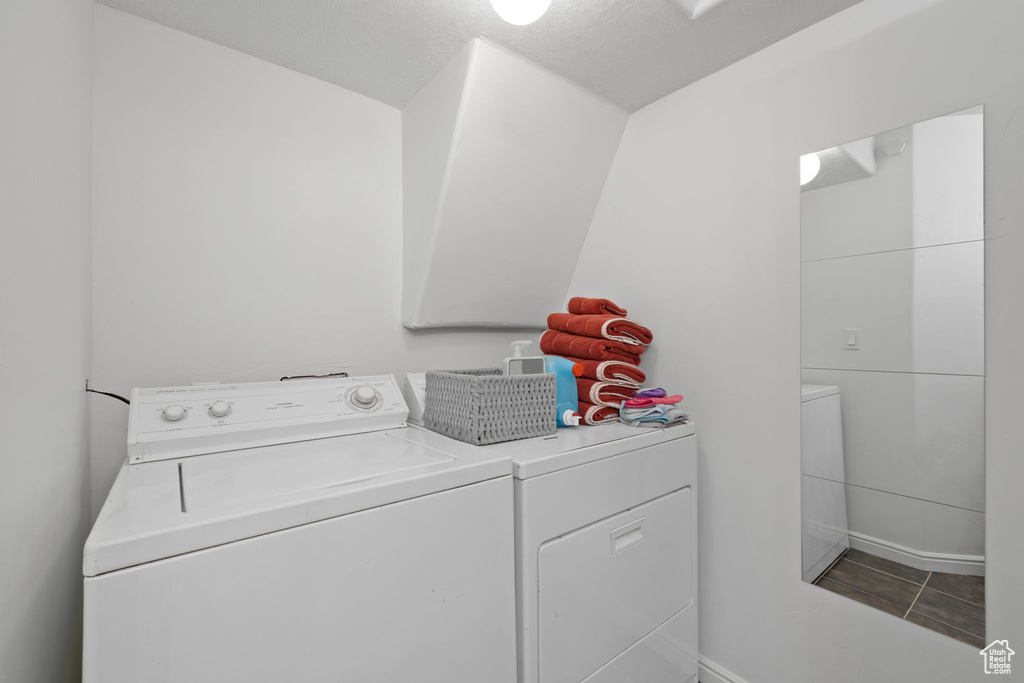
[423,368,556,445]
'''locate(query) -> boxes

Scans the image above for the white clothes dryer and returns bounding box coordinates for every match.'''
[83,375,517,683]
[483,422,698,683]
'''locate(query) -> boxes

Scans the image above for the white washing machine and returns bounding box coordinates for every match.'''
[483,422,698,683]
[83,375,517,683]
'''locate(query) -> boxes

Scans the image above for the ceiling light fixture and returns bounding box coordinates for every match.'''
[800,153,821,186]
[490,0,552,25]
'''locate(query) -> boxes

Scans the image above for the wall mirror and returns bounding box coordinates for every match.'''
[799,106,985,647]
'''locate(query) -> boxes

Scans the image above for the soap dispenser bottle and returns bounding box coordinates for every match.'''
[504,341,582,427]
[504,340,546,375]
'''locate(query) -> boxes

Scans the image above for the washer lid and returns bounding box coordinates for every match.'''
[84,428,510,577]
[482,421,696,479]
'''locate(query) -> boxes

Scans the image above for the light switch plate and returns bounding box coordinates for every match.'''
[844,328,861,350]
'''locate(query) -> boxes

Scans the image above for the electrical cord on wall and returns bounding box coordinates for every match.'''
[82,374,349,404]
[280,372,349,381]
[85,379,130,405]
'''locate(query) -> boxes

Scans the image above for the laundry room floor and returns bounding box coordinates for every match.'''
[814,548,985,647]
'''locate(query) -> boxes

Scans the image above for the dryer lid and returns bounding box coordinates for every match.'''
[482,421,695,479]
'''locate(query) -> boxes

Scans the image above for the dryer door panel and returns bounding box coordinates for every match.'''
[538,487,692,683]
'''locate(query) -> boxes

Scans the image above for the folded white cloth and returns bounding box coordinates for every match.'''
[620,403,690,425]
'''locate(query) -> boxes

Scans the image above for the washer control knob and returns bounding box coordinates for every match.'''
[163,405,187,422]
[209,400,231,418]
[352,386,377,408]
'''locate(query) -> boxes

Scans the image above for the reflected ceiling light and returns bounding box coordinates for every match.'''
[490,0,552,25]
[800,153,821,186]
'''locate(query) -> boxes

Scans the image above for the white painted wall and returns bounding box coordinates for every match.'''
[403,39,628,329]
[90,8,533,518]
[912,112,985,247]
[802,242,983,374]
[402,41,473,327]
[0,0,93,680]
[570,0,1024,680]
[801,369,985,512]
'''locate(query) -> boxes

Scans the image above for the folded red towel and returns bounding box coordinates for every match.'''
[540,330,643,365]
[577,378,636,408]
[563,358,646,386]
[567,297,628,317]
[578,400,620,425]
[547,313,653,345]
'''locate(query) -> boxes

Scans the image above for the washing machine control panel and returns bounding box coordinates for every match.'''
[127,375,408,464]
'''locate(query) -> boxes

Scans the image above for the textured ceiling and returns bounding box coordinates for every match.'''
[97,0,862,112]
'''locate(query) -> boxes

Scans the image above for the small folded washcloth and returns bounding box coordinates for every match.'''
[577,378,636,408]
[546,313,653,345]
[567,297,628,317]
[623,394,683,408]
[540,330,643,365]
[620,404,690,425]
[564,359,646,386]
[651,408,690,424]
[632,388,667,399]
[578,400,621,425]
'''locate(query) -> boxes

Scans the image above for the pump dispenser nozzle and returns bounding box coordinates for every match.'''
[508,340,534,358]
[504,340,544,376]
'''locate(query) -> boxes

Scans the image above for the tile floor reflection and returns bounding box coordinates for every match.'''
[815,548,985,647]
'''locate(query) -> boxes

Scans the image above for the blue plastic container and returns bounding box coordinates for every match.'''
[544,355,583,427]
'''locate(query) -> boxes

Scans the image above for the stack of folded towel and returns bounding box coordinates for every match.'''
[619,388,690,428]
[539,296,653,425]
